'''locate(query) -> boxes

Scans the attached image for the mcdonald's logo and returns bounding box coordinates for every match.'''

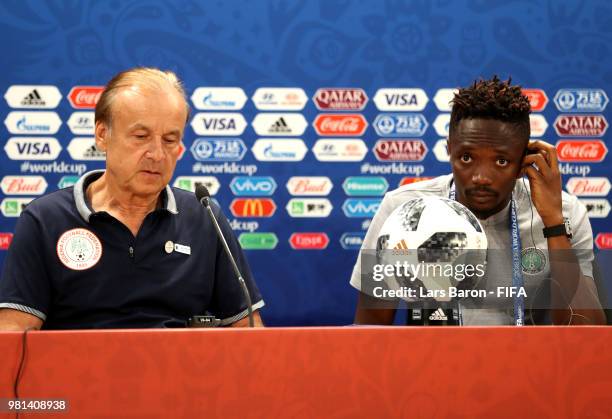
[230,198,277,217]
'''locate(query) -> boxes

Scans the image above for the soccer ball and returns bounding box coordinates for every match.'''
[376,196,487,302]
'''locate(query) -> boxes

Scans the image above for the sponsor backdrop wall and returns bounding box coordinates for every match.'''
[1,0,611,325]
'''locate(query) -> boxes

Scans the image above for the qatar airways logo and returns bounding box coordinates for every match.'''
[556,140,607,162]
[554,115,608,137]
[314,88,368,111]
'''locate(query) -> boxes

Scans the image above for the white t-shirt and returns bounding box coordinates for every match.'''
[349,174,595,325]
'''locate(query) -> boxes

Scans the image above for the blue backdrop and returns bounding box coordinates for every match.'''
[1,0,610,325]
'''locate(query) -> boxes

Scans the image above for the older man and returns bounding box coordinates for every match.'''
[0,67,264,329]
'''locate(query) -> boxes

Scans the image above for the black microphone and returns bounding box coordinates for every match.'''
[195,184,254,327]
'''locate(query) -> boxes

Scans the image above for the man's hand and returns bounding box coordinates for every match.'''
[522,140,564,227]
[0,308,43,331]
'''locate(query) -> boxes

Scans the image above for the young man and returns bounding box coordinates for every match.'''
[351,76,605,326]
[0,67,264,330]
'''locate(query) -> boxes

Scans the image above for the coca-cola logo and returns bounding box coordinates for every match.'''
[565,177,611,196]
[314,88,368,111]
[374,140,428,162]
[556,140,608,162]
[313,114,367,136]
[554,115,608,137]
[68,86,104,109]
[521,89,548,112]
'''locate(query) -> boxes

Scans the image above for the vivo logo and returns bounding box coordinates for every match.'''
[342,198,382,218]
[230,176,277,196]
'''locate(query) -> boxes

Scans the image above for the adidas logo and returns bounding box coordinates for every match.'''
[21,89,46,106]
[393,239,408,250]
[84,145,105,158]
[269,117,291,133]
[429,308,448,321]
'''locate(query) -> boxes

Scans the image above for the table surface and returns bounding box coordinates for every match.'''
[1,326,611,418]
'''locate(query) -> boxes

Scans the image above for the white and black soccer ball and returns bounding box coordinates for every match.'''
[376,196,487,301]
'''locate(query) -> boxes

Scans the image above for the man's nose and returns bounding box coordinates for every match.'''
[471,167,493,185]
[146,137,165,161]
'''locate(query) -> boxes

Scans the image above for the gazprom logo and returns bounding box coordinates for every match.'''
[342,198,381,218]
[190,138,246,161]
[340,232,366,250]
[230,176,277,196]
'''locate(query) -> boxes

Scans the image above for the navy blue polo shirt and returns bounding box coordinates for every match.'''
[0,170,264,329]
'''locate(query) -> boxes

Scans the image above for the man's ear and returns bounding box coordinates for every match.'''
[95,121,109,152]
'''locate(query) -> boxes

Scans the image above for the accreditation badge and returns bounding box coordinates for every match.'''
[521,247,547,275]
[56,228,103,270]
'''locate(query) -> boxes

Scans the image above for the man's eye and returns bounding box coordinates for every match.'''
[497,158,508,166]
[461,153,471,162]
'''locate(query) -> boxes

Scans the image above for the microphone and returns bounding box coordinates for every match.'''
[195,184,254,327]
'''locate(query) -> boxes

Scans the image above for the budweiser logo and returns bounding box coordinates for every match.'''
[286,177,333,195]
[566,177,611,196]
[556,140,607,162]
[313,114,367,136]
[292,181,327,193]
[68,86,104,109]
[1,176,48,195]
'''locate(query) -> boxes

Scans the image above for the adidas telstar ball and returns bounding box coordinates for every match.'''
[376,196,488,302]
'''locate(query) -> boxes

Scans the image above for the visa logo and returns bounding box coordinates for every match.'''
[230,176,277,196]
[16,142,51,155]
[190,112,246,136]
[202,118,236,130]
[384,94,419,106]
[4,137,61,160]
[342,198,381,218]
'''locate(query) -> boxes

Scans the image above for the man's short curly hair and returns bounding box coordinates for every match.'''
[449,75,531,141]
